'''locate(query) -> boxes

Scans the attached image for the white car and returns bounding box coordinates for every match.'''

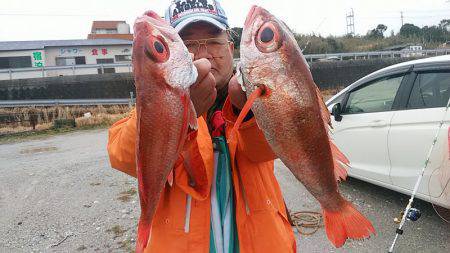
[326,55,450,208]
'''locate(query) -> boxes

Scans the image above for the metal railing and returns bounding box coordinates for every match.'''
[0,49,449,81]
[303,48,450,62]
[0,98,132,108]
[0,63,133,80]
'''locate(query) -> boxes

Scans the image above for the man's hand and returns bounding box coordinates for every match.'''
[228,74,247,110]
[190,59,217,117]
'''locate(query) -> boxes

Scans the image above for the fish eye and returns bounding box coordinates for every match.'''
[260,27,274,43]
[145,36,169,63]
[154,41,164,54]
[255,22,282,53]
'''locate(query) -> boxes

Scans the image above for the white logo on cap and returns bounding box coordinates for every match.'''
[170,0,218,23]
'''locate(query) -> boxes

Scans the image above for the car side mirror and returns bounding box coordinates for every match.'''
[332,103,343,122]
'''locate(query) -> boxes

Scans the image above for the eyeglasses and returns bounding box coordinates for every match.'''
[183,38,231,57]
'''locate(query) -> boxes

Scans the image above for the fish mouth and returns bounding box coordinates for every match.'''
[139,11,169,29]
[144,10,163,21]
[244,5,272,28]
[134,11,179,43]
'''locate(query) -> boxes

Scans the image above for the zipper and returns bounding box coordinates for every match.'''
[184,194,192,233]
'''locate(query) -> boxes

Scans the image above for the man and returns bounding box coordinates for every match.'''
[107,1,296,252]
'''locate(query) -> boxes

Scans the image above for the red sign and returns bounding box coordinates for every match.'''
[92,48,108,56]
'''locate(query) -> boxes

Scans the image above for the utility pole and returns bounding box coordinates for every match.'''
[400,11,404,27]
[346,8,355,36]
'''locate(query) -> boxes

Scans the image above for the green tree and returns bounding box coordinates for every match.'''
[400,23,422,38]
[367,24,387,39]
[230,27,242,45]
[439,19,450,30]
[230,27,243,57]
[326,37,344,53]
[421,25,448,43]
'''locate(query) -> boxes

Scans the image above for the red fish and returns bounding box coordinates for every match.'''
[132,11,198,253]
[234,6,375,247]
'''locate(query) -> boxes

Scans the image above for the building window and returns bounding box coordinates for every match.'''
[55,56,86,66]
[115,55,131,62]
[407,71,450,109]
[95,29,117,34]
[96,58,115,74]
[0,56,32,69]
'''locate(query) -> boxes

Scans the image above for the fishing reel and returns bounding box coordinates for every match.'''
[393,208,422,224]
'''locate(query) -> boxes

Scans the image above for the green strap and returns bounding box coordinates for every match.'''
[210,137,239,253]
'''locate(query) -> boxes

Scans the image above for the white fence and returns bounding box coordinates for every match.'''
[0,98,133,108]
[304,48,450,62]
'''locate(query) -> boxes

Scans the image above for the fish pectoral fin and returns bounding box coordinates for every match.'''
[136,219,152,253]
[333,162,348,182]
[229,86,264,143]
[167,170,174,187]
[323,201,375,248]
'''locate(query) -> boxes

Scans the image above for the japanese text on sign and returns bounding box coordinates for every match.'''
[91,48,108,55]
[32,51,44,67]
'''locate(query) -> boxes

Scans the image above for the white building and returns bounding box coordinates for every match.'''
[0,39,133,80]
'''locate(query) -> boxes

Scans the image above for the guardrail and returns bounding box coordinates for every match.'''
[304,48,450,62]
[0,63,133,81]
[0,49,449,81]
[0,98,133,108]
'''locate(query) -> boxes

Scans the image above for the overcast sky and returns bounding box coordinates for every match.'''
[1,0,449,41]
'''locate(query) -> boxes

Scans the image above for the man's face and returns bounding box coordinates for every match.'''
[179,22,234,91]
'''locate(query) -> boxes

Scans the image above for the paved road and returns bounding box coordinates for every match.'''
[0,129,449,252]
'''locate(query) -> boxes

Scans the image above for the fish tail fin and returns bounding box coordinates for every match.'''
[330,141,349,181]
[323,201,375,248]
[136,219,151,253]
[228,86,264,143]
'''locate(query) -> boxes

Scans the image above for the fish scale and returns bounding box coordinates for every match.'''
[132,11,197,253]
[234,5,375,248]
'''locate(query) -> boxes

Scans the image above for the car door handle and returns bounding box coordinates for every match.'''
[368,120,387,127]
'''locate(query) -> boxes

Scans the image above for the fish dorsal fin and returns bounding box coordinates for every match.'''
[314,85,332,129]
[313,85,349,181]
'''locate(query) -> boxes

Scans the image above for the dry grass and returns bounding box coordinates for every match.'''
[0,89,341,138]
[117,187,137,203]
[320,87,344,101]
[106,225,127,239]
[75,113,128,128]
[0,105,130,136]
[0,122,53,135]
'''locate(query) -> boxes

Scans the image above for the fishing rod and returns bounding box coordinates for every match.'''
[388,98,450,253]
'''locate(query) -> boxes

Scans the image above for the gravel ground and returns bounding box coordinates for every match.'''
[0,129,449,252]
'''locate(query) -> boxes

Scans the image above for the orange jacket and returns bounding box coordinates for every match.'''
[107,98,296,253]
